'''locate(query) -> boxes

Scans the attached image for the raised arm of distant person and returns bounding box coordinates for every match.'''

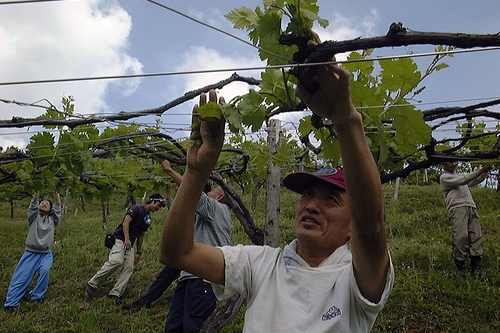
[161,160,184,187]
[28,191,41,223]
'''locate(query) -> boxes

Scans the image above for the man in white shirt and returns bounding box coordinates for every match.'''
[159,60,394,332]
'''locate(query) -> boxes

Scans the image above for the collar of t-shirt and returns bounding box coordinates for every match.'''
[283,239,351,267]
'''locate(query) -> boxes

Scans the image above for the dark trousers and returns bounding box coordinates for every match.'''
[138,266,180,306]
[164,278,217,333]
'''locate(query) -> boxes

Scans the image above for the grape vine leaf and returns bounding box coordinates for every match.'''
[387,103,432,153]
[237,89,267,132]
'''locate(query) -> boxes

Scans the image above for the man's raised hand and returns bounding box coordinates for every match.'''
[187,90,226,177]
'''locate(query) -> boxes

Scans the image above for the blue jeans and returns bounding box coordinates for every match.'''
[137,265,180,306]
[4,251,53,307]
[165,278,217,333]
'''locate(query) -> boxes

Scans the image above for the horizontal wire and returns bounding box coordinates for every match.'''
[358,96,500,110]
[1,119,497,146]
[3,93,500,124]
[2,47,499,87]
[145,0,295,65]
[0,0,69,5]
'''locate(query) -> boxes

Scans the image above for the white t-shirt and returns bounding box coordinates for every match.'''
[212,240,394,333]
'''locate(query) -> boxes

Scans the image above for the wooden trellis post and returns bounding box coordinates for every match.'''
[264,119,281,247]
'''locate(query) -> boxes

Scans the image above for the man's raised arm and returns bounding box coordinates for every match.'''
[296,64,389,303]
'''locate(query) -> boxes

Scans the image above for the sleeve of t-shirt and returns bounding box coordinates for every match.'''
[166,197,174,209]
[196,192,218,222]
[27,196,39,224]
[51,202,62,226]
[211,244,281,301]
[350,253,395,312]
[125,205,148,231]
[440,171,481,190]
[126,205,139,218]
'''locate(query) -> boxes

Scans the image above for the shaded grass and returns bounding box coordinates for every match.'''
[1,184,500,332]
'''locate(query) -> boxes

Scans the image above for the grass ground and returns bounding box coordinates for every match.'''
[1,183,500,332]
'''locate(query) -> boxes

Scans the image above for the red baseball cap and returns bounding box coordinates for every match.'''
[283,166,346,194]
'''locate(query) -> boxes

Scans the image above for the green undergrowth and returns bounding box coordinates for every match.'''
[1,184,500,332]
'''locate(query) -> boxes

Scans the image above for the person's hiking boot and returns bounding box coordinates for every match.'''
[29,298,44,303]
[4,306,16,314]
[85,283,96,298]
[22,290,44,303]
[122,300,146,310]
[454,259,466,272]
[22,291,31,302]
[470,256,482,276]
[108,295,123,305]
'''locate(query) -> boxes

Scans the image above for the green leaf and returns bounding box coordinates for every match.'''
[255,11,288,64]
[222,103,244,133]
[350,80,385,117]
[74,124,100,143]
[28,132,55,148]
[238,90,267,132]
[225,7,259,30]
[434,63,449,71]
[101,124,140,138]
[298,115,315,138]
[259,69,298,106]
[379,57,421,94]
[264,0,284,9]
[318,133,341,163]
[286,1,328,31]
[273,134,303,166]
[387,104,432,153]
[197,102,223,121]
[69,133,84,149]
[344,51,374,76]
[373,121,390,166]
